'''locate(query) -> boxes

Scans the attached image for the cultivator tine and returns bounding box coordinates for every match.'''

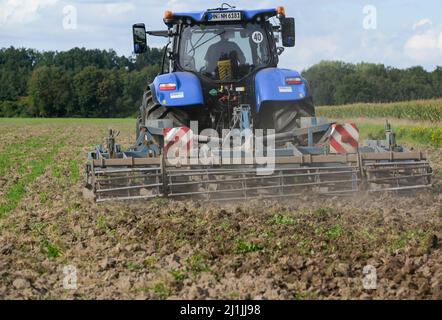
[89,161,164,202]
[85,150,432,202]
[165,164,361,200]
[362,159,432,193]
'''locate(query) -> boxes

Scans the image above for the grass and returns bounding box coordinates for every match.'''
[326,224,344,239]
[96,215,118,239]
[170,268,187,282]
[152,282,172,299]
[317,98,442,121]
[235,239,263,254]
[387,230,429,253]
[126,262,142,270]
[294,291,318,300]
[41,237,62,258]
[0,140,66,217]
[0,117,135,125]
[357,123,442,147]
[96,215,108,231]
[270,213,297,226]
[0,135,49,177]
[31,223,63,259]
[185,252,210,275]
[52,158,81,187]
[151,197,169,206]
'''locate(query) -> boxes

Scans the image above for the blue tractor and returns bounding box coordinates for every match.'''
[133,4,314,139]
[85,4,432,202]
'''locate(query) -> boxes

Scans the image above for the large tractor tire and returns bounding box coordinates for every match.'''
[136,90,190,138]
[258,98,319,146]
[272,98,316,134]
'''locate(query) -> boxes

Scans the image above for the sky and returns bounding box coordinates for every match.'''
[1,0,442,71]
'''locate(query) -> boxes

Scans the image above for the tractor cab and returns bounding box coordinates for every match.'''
[179,22,272,82]
[133,5,295,82]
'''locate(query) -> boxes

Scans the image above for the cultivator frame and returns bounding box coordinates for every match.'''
[86,119,432,203]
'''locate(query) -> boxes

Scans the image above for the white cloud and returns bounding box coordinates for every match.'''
[104,3,135,16]
[404,22,442,62]
[412,18,432,30]
[0,0,58,26]
[279,34,341,71]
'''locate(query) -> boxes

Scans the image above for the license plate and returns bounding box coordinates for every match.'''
[208,11,242,21]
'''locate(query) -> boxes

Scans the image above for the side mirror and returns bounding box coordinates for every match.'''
[280,17,295,47]
[133,23,147,54]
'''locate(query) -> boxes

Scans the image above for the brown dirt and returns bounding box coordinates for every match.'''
[0,120,440,300]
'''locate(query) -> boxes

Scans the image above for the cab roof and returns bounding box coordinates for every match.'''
[164,8,278,26]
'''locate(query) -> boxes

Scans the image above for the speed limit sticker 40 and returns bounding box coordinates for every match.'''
[252,31,263,44]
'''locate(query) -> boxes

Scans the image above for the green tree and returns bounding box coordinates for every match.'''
[0,47,40,100]
[302,61,354,105]
[96,70,123,116]
[397,66,433,101]
[28,66,73,117]
[431,66,442,98]
[72,66,106,117]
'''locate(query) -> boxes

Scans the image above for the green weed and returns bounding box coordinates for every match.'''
[235,239,263,254]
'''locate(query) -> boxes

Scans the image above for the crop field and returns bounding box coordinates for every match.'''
[0,116,441,300]
[317,98,442,122]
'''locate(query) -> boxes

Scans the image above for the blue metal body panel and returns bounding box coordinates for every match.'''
[173,11,206,22]
[243,9,277,20]
[170,8,277,24]
[254,68,309,112]
[153,72,204,107]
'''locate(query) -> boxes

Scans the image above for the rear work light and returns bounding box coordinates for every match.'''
[286,77,302,85]
[164,10,173,20]
[277,6,286,17]
[159,83,177,91]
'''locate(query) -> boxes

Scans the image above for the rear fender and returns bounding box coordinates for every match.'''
[255,68,310,112]
[152,72,204,107]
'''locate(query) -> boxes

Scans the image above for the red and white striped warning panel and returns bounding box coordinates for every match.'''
[163,127,194,158]
[329,123,359,154]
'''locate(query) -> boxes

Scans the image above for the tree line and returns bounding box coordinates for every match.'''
[302,61,442,106]
[1,47,441,117]
[0,47,163,117]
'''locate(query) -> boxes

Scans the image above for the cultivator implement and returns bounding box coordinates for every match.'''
[86,120,432,203]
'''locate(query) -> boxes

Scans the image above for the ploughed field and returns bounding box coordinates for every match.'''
[0,118,440,300]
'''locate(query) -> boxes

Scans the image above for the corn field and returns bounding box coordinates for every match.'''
[317,99,442,121]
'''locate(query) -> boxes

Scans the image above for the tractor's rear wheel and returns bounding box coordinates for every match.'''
[258,98,319,146]
[137,90,190,137]
[272,98,316,134]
